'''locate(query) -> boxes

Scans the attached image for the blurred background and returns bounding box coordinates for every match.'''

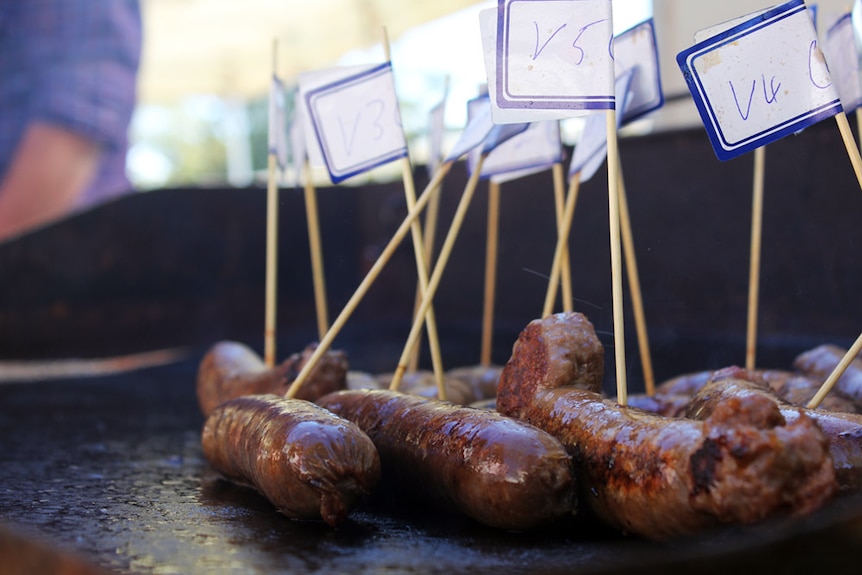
[128,0,851,191]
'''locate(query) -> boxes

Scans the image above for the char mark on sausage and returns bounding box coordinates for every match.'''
[316,388,576,531]
[201,394,380,527]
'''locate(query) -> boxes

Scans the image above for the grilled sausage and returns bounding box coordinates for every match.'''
[201,394,380,527]
[497,312,837,540]
[688,367,862,490]
[196,341,347,417]
[794,344,862,405]
[656,368,859,414]
[316,389,576,531]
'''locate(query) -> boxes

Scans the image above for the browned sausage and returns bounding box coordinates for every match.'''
[656,367,859,414]
[497,312,837,540]
[794,344,862,405]
[316,389,576,531]
[201,394,380,527]
[687,366,862,490]
[196,341,347,417]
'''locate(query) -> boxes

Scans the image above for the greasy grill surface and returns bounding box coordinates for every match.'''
[3,360,862,574]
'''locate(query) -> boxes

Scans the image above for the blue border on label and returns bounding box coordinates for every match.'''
[676,0,842,161]
[496,0,614,111]
[305,62,408,184]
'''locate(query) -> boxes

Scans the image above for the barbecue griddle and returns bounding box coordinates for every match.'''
[2,359,862,575]
[4,121,862,573]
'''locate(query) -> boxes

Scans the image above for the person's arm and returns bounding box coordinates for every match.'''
[0,122,101,242]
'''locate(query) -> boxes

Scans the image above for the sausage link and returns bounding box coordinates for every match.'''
[201,394,380,527]
[196,341,347,417]
[497,312,837,540]
[316,389,576,531]
[687,367,862,490]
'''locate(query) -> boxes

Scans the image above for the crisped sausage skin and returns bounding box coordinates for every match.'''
[497,312,837,540]
[201,394,380,527]
[317,388,576,531]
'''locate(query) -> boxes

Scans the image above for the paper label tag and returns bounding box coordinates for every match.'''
[677,0,841,161]
[480,121,562,181]
[825,13,862,113]
[427,98,447,176]
[304,63,408,184]
[495,0,614,112]
[568,69,633,182]
[268,76,288,169]
[447,95,495,162]
[613,19,664,124]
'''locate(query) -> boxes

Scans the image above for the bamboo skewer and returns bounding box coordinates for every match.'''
[551,162,574,313]
[836,111,862,191]
[406,170,443,373]
[542,173,580,319]
[617,166,655,396]
[480,180,501,367]
[264,39,280,368]
[606,108,628,407]
[745,146,766,371]
[398,156,448,399]
[303,159,330,340]
[390,155,488,391]
[808,332,862,409]
[284,163,452,398]
[807,112,862,406]
[383,28,447,398]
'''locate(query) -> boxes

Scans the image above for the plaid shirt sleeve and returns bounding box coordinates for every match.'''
[21,0,142,152]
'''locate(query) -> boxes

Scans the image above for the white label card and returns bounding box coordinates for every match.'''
[613,19,664,124]
[677,0,841,161]
[268,76,288,170]
[495,0,614,114]
[427,98,447,176]
[447,95,495,163]
[304,63,408,184]
[825,13,862,113]
[480,121,562,181]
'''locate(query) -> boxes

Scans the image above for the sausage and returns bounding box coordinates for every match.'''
[316,389,576,531]
[688,366,862,490]
[201,394,380,527]
[446,364,504,401]
[656,367,859,414]
[196,341,348,417]
[794,344,862,405]
[497,312,837,540]
[375,370,476,405]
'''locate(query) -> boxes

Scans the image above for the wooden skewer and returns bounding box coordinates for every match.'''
[542,172,580,318]
[480,179,501,367]
[264,39,280,368]
[398,156,448,399]
[808,332,862,409]
[406,168,443,373]
[835,111,862,192]
[383,28,447,399]
[551,162,574,312]
[390,155,487,391]
[284,162,452,398]
[745,146,766,371]
[606,108,627,407]
[617,165,655,396]
[303,158,330,340]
